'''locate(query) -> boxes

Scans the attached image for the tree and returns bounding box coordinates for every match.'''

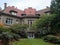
[32,14,55,30]
[50,0,60,33]
[32,14,56,37]
[0,23,12,45]
[50,0,60,15]
[0,23,20,45]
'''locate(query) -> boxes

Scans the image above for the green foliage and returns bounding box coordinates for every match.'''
[10,23,28,38]
[50,0,60,33]
[44,35,60,44]
[0,32,14,45]
[50,0,60,15]
[10,23,28,33]
[32,14,56,30]
[1,32,13,39]
[0,26,11,33]
[11,33,20,41]
[0,24,21,45]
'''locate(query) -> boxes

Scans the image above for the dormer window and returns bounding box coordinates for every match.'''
[36,14,40,16]
[10,10,17,15]
[45,11,50,15]
[21,14,26,16]
[11,12,17,15]
[46,13,50,15]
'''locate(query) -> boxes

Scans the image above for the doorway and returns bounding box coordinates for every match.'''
[27,32,35,39]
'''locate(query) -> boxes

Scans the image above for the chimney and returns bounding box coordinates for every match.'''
[0,7,2,10]
[28,7,32,9]
[4,3,7,9]
[46,6,49,8]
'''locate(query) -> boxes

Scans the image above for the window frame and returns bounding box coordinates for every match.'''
[5,18,13,25]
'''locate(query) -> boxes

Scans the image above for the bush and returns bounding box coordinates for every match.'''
[10,24,28,38]
[12,33,20,41]
[43,35,60,44]
[19,32,27,38]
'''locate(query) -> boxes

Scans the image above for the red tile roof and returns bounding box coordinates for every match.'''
[24,7,36,16]
[0,10,2,12]
[3,6,50,16]
[3,6,23,16]
[37,7,50,15]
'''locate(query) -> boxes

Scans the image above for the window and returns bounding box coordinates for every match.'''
[30,21,32,26]
[10,10,17,15]
[28,20,34,25]
[46,13,50,15]
[16,20,19,22]
[45,11,50,15]
[21,14,26,16]
[5,18,13,25]
[36,14,40,16]
[28,20,33,27]
[16,20,19,24]
[11,12,17,15]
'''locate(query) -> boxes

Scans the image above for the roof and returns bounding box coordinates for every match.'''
[0,10,2,12]
[24,7,36,16]
[37,7,50,15]
[0,12,21,18]
[3,6,23,16]
[0,12,40,18]
[2,6,50,17]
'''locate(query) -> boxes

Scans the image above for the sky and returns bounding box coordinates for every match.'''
[0,0,51,10]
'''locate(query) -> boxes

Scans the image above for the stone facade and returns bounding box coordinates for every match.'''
[0,6,50,26]
[0,13,39,27]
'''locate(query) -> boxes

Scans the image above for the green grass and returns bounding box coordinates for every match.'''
[11,39,55,45]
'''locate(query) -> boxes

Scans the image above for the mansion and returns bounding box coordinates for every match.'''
[0,3,50,27]
[0,3,50,38]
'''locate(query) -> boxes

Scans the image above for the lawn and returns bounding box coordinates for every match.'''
[11,39,55,45]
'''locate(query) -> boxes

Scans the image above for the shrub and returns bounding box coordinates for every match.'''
[0,32,14,45]
[12,33,20,41]
[43,35,60,44]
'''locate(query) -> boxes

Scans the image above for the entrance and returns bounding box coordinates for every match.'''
[27,32,35,39]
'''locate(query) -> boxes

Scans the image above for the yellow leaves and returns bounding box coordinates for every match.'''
[0,22,4,27]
